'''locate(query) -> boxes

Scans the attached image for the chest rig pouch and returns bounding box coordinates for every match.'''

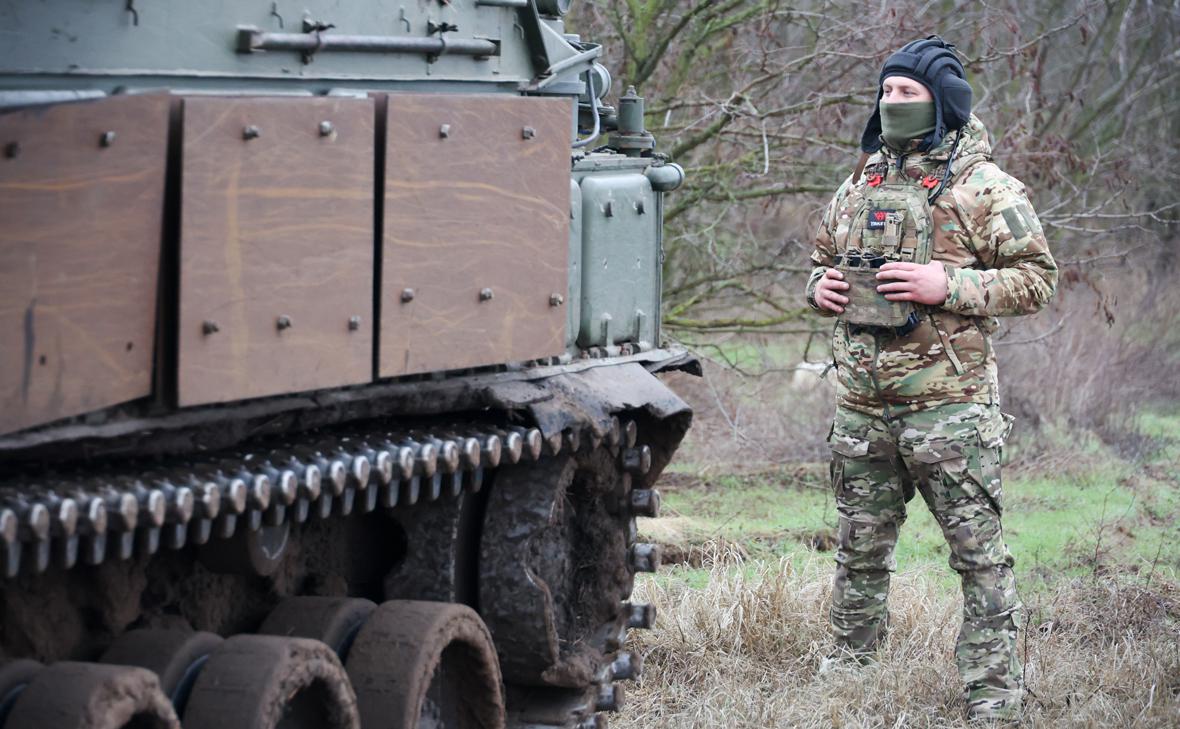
[836,171,935,332]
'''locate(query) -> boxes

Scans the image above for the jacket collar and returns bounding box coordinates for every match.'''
[875,114,992,169]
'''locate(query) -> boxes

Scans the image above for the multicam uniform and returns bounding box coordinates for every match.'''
[805,115,1057,718]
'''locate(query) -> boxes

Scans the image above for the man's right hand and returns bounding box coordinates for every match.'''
[815,268,850,314]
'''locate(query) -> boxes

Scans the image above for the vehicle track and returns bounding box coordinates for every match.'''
[0,413,667,729]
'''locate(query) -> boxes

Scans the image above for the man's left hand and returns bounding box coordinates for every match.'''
[876,260,948,305]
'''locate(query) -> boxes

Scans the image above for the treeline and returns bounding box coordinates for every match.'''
[570,0,1180,432]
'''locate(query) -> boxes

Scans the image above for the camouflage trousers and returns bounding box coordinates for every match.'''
[827,402,1023,719]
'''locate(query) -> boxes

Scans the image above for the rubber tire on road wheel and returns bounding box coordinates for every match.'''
[100,629,223,713]
[346,600,505,729]
[0,660,42,726]
[5,662,179,729]
[258,596,377,660]
[182,634,359,729]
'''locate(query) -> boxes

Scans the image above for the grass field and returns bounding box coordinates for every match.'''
[617,410,1180,727]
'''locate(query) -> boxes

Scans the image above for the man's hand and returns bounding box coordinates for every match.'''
[876,260,948,305]
[814,268,850,313]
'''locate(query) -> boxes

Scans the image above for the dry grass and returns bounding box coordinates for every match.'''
[616,546,1180,728]
[662,362,835,471]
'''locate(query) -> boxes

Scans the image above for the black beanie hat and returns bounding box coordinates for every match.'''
[860,35,973,153]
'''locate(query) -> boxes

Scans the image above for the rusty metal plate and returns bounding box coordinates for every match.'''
[178,97,374,407]
[380,94,571,377]
[0,95,170,436]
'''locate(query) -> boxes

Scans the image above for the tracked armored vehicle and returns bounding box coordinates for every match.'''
[0,2,695,727]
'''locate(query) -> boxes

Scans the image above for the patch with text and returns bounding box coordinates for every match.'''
[866,208,897,231]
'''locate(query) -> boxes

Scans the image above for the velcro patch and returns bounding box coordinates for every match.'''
[1019,201,1043,236]
[1000,206,1030,239]
[866,208,896,231]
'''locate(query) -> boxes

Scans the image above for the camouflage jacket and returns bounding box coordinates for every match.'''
[806,115,1058,416]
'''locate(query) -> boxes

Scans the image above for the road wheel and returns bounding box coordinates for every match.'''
[100,629,223,716]
[345,600,504,729]
[258,596,377,661]
[182,635,359,729]
[6,662,179,729]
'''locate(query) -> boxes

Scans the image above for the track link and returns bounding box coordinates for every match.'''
[0,413,668,729]
[0,422,559,579]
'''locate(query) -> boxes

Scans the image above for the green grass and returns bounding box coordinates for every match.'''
[647,408,1180,594]
[675,336,809,373]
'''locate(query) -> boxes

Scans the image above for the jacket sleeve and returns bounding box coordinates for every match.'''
[805,177,852,316]
[942,166,1058,317]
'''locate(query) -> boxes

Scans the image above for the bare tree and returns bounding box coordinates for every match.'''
[571,0,1179,344]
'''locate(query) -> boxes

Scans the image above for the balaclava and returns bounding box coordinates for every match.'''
[860,36,973,153]
[880,101,936,150]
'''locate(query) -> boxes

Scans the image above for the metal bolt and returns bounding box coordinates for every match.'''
[479,287,494,302]
[622,445,652,475]
[269,468,299,505]
[347,454,372,487]
[202,320,220,336]
[522,126,536,140]
[194,482,221,519]
[246,474,272,511]
[622,419,638,448]
[41,495,78,538]
[104,491,139,532]
[348,315,362,331]
[100,131,117,147]
[318,120,334,136]
[0,509,16,545]
[163,485,195,523]
[605,625,626,653]
[607,416,623,448]
[635,199,646,215]
[494,430,523,464]
[429,438,461,474]
[277,458,321,501]
[604,201,614,217]
[22,502,50,541]
[629,542,661,573]
[610,651,643,681]
[385,446,414,482]
[320,460,347,496]
[139,488,167,527]
[478,435,502,469]
[595,683,624,712]
[243,125,261,140]
[549,293,564,307]
[439,124,451,139]
[454,438,482,470]
[508,427,543,461]
[79,497,107,535]
[401,288,415,303]
[220,478,248,514]
[630,488,661,518]
[4,142,19,159]
[276,315,293,331]
[625,602,657,629]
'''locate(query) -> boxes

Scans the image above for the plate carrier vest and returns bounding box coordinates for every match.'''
[835,140,987,333]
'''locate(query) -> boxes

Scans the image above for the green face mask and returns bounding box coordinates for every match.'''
[879,100,935,150]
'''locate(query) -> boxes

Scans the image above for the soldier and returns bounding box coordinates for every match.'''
[805,37,1057,721]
